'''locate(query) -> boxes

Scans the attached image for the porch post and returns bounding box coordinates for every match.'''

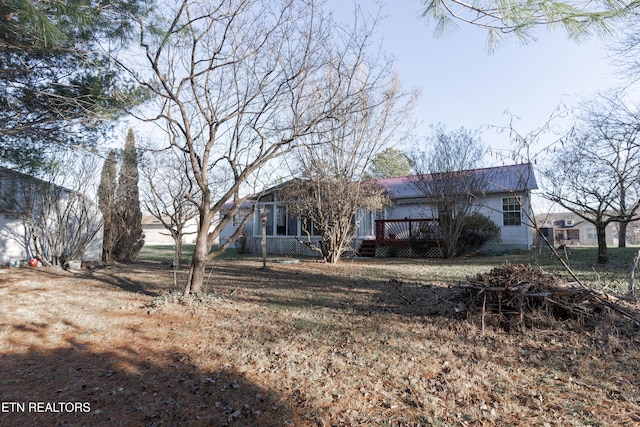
[260,209,268,269]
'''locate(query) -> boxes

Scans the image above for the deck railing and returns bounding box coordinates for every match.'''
[375,218,442,246]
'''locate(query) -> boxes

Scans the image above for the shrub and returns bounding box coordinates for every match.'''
[235,227,249,254]
[457,213,501,255]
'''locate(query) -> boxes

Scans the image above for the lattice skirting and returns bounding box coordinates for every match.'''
[287,240,322,257]
[375,245,443,258]
[248,237,322,257]
[246,237,442,258]
[288,240,356,257]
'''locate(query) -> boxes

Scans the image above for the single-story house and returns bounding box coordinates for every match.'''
[218,201,255,253]
[0,167,103,265]
[219,163,538,257]
[534,212,640,247]
[142,215,202,246]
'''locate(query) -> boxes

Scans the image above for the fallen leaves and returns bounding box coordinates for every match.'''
[1,261,639,426]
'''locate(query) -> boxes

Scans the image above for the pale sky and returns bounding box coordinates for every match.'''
[330,0,627,161]
[125,1,629,171]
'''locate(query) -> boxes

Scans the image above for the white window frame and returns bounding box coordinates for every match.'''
[502,197,522,226]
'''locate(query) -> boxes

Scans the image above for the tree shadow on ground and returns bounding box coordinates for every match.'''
[84,262,164,297]
[197,260,640,343]
[201,261,466,318]
[0,338,298,426]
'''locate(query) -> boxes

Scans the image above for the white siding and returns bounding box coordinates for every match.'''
[143,225,174,245]
[0,169,104,265]
[216,190,535,256]
[385,191,534,251]
[386,202,428,220]
[477,192,533,251]
[219,208,253,247]
[0,214,28,264]
[82,226,104,261]
[142,218,200,246]
[0,214,103,264]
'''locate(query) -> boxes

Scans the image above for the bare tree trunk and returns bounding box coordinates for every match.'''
[173,232,183,270]
[326,238,342,264]
[185,229,209,294]
[122,0,408,286]
[618,221,628,248]
[628,249,639,297]
[597,226,609,264]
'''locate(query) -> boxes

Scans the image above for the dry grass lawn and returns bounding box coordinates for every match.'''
[0,257,639,426]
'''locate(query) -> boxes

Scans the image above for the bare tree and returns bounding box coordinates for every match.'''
[117,0,398,293]
[542,93,640,263]
[410,125,487,259]
[581,93,640,248]
[14,153,103,267]
[544,145,620,264]
[140,147,198,270]
[281,64,417,263]
[283,178,389,263]
[610,15,640,85]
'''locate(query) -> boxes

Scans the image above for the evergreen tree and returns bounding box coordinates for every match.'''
[366,148,415,179]
[422,0,632,50]
[97,150,117,263]
[0,0,148,171]
[113,128,144,261]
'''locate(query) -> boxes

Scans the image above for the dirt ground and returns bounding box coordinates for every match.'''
[1,259,639,426]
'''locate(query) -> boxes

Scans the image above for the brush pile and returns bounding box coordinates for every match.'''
[458,263,640,331]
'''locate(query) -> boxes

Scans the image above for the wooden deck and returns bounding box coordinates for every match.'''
[357,218,444,257]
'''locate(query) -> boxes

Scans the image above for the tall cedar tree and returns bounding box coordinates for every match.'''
[113,129,144,261]
[98,150,117,263]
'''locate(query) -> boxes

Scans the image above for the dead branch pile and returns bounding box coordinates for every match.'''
[458,263,640,331]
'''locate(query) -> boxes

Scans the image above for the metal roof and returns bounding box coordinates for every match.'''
[374,163,538,200]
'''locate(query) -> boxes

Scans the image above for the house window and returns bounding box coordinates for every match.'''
[265,206,274,235]
[587,228,597,239]
[256,203,275,236]
[302,218,320,236]
[566,229,579,240]
[256,203,300,236]
[358,210,383,237]
[287,209,298,236]
[502,197,521,226]
[276,205,286,235]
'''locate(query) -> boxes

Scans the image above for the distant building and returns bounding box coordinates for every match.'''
[141,215,217,246]
[534,212,640,247]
